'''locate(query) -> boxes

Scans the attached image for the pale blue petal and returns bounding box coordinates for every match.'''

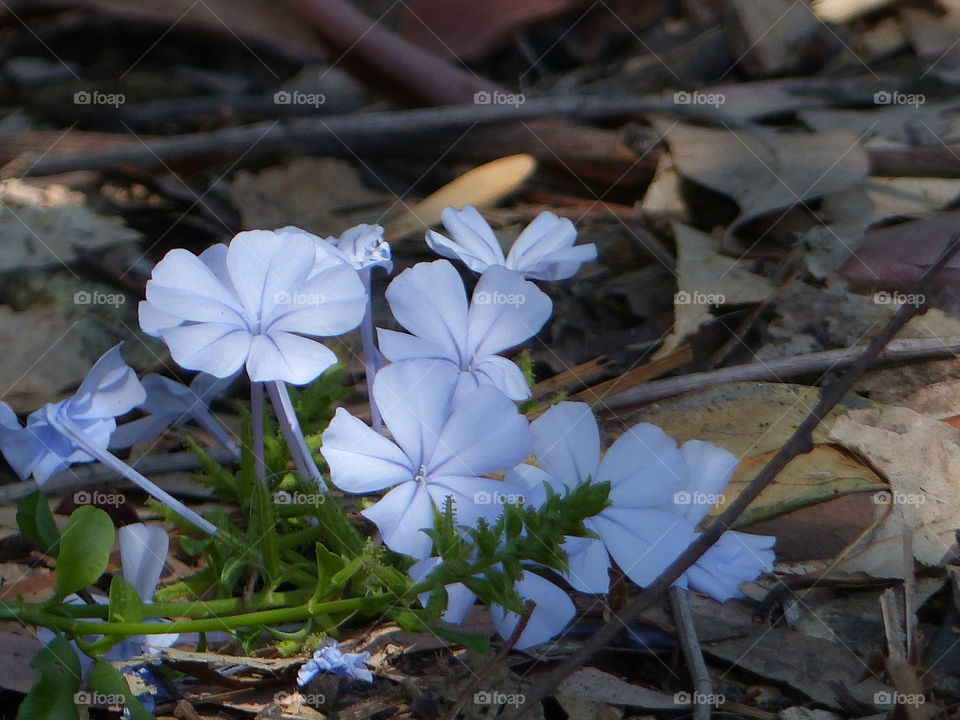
[225,230,315,329]
[562,531,610,594]
[377,328,457,363]
[144,248,245,325]
[470,355,531,401]
[599,423,687,507]
[384,260,469,365]
[372,359,459,467]
[515,245,598,281]
[70,345,146,420]
[109,414,174,449]
[687,532,775,601]
[246,332,337,384]
[119,523,167,602]
[594,508,697,587]
[530,402,600,490]
[504,464,556,508]
[362,481,436,559]
[138,300,182,337]
[161,323,251,378]
[321,407,413,492]
[426,206,505,273]
[467,265,552,358]
[492,571,575,650]
[676,439,738,525]
[266,263,366,336]
[506,211,578,262]
[428,385,532,478]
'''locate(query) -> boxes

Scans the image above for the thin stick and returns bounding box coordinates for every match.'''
[443,600,536,720]
[669,587,713,720]
[251,381,265,483]
[601,336,960,411]
[503,235,960,719]
[58,417,218,535]
[265,380,324,488]
[12,95,737,178]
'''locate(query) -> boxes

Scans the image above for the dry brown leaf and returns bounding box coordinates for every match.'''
[383,154,537,241]
[657,123,869,244]
[813,0,897,23]
[657,222,775,354]
[724,0,819,76]
[555,668,679,709]
[229,158,388,236]
[829,405,960,578]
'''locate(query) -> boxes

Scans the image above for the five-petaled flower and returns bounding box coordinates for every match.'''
[0,344,144,483]
[139,228,366,385]
[426,205,597,280]
[377,259,551,401]
[321,358,531,559]
[298,638,373,686]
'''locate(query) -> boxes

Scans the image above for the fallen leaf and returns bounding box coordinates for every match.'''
[658,222,775,354]
[829,405,960,578]
[228,158,388,236]
[383,154,537,241]
[0,179,140,272]
[555,667,679,709]
[800,102,960,145]
[658,123,869,244]
[724,0,820,76]
[812,0,898,23]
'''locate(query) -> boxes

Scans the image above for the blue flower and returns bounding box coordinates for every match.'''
[298,638,373,686]
[0,345,145,483]
[378,260,552,401]
[139,229,366,385]
[426,205,596,280]
[321,359,532,559]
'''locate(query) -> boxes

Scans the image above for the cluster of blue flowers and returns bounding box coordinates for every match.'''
[0,205,775,667]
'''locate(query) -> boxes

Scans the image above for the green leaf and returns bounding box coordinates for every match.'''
[17,491,61,554]
[428,624,491,653]
[248,478,280,583]
[87,660,156,720]
[107,575,144,625]
[16,636,82,720]
[56,505,115,597]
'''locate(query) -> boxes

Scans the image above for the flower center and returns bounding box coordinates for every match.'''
[414,465,428,485]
